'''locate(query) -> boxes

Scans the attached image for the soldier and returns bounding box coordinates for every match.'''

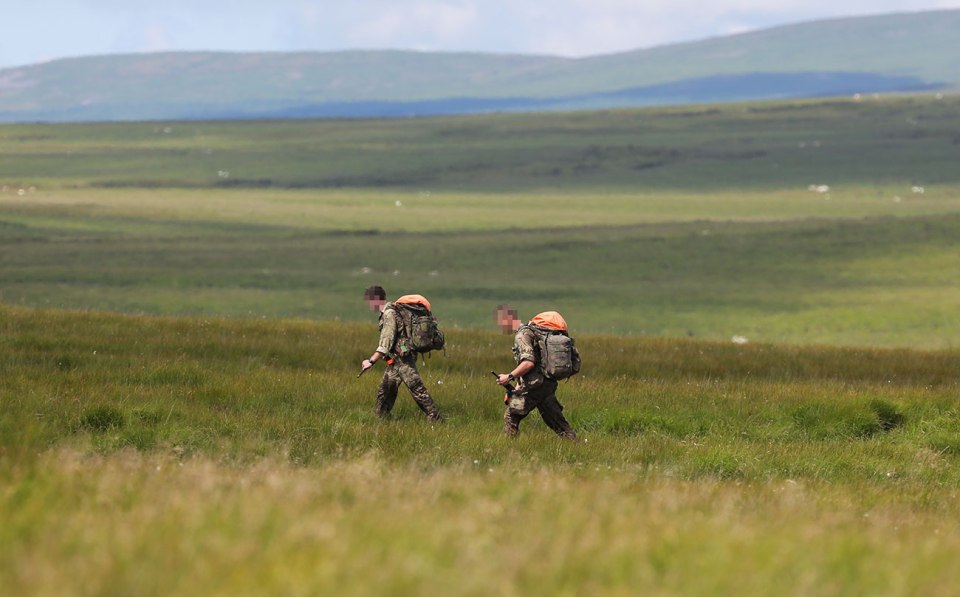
[494,304,578,441]
[359,286,444,422]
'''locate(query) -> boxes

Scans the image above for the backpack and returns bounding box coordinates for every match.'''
[526,324,581,380]
[390,302,445,356]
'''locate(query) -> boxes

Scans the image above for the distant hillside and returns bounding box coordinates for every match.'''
[0,9,957,122]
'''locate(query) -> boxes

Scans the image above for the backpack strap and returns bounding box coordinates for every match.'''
[515,324,544,369]
[528,323,568,337]
[382,303,412,357]
[386,303,409,335]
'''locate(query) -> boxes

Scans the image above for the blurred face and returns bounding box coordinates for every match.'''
[366,297,387,312]
[495,305,520,333]
[364,286,386,312]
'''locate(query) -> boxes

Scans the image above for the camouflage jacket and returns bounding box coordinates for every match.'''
[376,304,401,356]
[512,326,546,388]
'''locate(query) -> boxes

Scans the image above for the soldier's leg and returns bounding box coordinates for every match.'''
[537,385,578,441]
[396,357,444,422]
[375,364,401,417]
[503,389,537,437]
[503,407,526,437]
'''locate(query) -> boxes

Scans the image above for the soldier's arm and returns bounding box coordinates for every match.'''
[497,328,537,385]
[361,309,398,373]
[369,308,398,363]
[497,360,535,385]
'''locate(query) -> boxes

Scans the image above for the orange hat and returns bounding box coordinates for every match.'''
[530,311,567,331]
[395,294,431,311]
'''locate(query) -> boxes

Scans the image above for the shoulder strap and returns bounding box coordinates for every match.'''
[399,303,430,316]
[516,324,544,365]
[384,303,412,339]
[517,324,543,342]
[527,323,568,337]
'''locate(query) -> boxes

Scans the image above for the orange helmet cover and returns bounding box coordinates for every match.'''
[395,294,431,311]
[530,311,567,331]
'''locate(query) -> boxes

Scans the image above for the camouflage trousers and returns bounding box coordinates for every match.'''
[376,354,443,422]
[503,379,577,441]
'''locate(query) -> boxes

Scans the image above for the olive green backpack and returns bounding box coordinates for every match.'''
[390,303,445,356]
[525,324,581,380]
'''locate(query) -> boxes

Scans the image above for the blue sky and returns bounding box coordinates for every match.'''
[2,0,958,69]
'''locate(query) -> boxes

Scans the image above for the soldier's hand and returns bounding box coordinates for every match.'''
[497,373,513,386]
[360,359,374,373]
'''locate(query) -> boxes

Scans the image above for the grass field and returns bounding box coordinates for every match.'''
[2,95,959,191]
[3,184,959,347]
[3,96,960,594]
[2,306,960,594]
[2,98,960,347]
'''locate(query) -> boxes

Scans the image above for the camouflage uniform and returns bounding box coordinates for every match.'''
[504,326,577,440]
[374,304,443,421]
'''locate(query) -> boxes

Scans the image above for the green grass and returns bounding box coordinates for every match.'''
[2,96,959,191]
[3,185,960,232]
[2,97,959,350]
[6,452,960,595]
[2,306,960,594]
[2,194,959,347]
[4,305,959,474]
[4,97,960,594]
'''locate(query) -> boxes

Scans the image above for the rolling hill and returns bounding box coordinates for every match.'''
[0,9,957,122]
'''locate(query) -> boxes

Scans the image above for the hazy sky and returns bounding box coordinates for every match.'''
[2,0,958,69]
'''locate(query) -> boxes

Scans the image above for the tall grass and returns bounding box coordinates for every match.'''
[3,305,959,476]
[2,306,960,594]
[4,451,960,596]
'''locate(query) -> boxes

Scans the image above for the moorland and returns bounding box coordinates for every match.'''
[2,94,959,594]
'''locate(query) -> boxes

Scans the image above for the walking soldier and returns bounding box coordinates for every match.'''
[494,305,579,440]
[360,286,444,422]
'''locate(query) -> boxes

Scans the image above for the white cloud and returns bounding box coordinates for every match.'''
[347,1,480,48]
[140,24,173,53]
[293,1,323,27]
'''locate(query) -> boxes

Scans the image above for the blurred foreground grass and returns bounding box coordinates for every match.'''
[5,450,960,596]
